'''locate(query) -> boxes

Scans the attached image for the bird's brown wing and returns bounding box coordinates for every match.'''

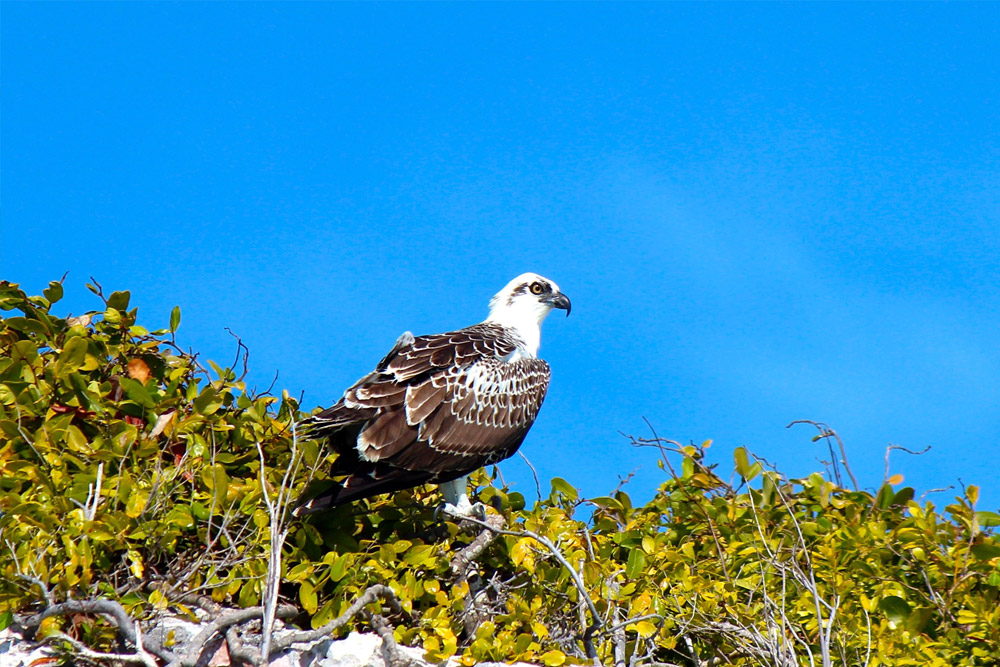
[298,324,549,511]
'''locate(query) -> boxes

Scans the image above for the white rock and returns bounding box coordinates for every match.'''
[0,628,56,667]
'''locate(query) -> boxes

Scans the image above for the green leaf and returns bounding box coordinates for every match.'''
[589,496,623,511]
[237,581,258,607]
[65,425,89,453]
[970,543,1000,560]
[169,306,181,333]
[54,336,89,375]
[166,506,194,529]
[125,487,150,518]
[879,596,911,625]
[550,477,578,501]
[540,650,566,667]
[201,465,229,501]
[634,619,657,638]
[328,553,354,581]
[734,446,750,477]
[507,491,525,511]
[874,483,894,509]
[286,563,314,582]
[43,281,64,304]
[626,548,646,578]
[193,386,221,415]
[191,502,210,521]
[975,511,1000,527]
[299,581,318,614]
[892,487,915,506]
[905,607,934,634]
[4,317,48,335]
[312,600,335,629]
[761,473,775,506]
[120,377,155,409]
[107,290,131,311]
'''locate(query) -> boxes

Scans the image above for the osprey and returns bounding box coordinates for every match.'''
[294,273,570,517]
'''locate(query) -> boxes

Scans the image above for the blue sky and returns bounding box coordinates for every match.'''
[5,3,999,511]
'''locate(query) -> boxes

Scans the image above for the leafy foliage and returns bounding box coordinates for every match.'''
[1,279,998,666]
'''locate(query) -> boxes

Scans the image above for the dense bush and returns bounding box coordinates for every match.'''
[1,278,998,666]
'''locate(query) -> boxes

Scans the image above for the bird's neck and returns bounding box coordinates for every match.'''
[485,305,546,358]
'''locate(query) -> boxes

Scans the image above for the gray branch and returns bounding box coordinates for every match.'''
[269,584,404,652]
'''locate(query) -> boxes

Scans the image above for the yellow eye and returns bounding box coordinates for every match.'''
[530,282,544,295]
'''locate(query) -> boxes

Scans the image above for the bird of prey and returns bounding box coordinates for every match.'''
[294,273,571,517]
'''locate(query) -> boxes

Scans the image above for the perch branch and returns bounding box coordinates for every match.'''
[450,512,506,580]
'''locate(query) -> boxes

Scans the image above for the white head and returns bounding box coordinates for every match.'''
[484,273,571,357]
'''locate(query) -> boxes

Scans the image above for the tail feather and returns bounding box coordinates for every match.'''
[292,465,437,515]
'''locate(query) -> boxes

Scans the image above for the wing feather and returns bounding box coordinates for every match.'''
[358,409,415,459]
[404,380,448,425]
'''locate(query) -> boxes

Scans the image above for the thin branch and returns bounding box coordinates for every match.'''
[256,417,303,665]
[518,450,543,502]
[224,327,251,382]
[610,468,639,496]
[787,420,859,491]
[883,443,932,482]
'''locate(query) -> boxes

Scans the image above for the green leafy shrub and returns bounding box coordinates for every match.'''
[1,279,998,666]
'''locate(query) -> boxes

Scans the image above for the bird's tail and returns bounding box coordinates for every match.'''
[292,465,437,516]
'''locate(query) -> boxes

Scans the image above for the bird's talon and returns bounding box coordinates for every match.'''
[437,501,487,522]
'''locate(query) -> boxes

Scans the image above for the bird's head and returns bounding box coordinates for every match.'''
[485,273,571,345]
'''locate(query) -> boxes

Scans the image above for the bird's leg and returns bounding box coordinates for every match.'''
[437,476,486,520]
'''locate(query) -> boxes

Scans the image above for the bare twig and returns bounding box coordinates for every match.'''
[787,420,859,491]
[80,462,104,521]
[518,450,544,502]
[224,327,251,382]
[883,443,932,482]
[610,468,638,496]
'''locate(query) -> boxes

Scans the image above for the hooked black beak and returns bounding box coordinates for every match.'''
[544,292,572,316]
